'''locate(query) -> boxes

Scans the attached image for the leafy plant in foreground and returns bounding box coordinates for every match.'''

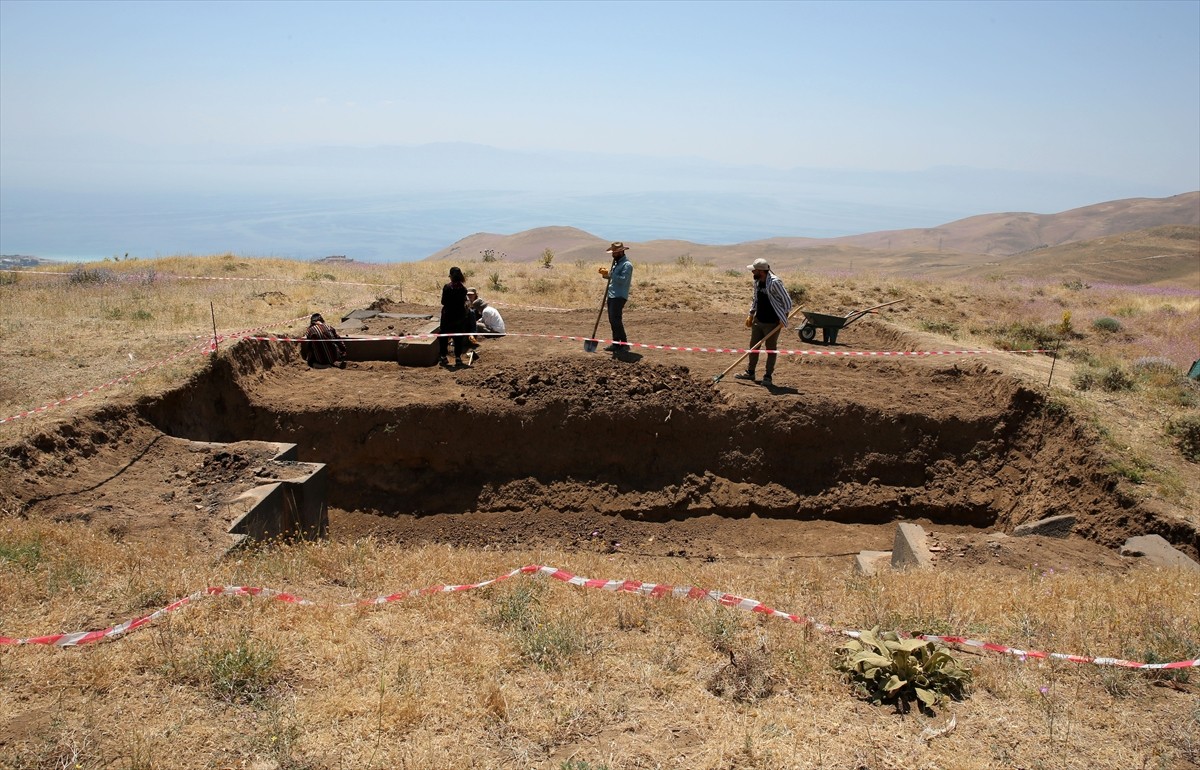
[836,627,971,713]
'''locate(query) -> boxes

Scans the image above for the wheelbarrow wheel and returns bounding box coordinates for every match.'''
[799,324,817,342]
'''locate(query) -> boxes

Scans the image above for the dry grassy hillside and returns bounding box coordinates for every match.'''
[963,225,1200,287]
[756,191,1200,257]
[428,193,1200,285]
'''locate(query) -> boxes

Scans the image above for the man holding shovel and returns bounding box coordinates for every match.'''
[735,258,792,386]
[597,242,634,353]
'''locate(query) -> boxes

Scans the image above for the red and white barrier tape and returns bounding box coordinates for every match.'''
[196,314,313,341]
[0,339,214,425]
[1,268,405,292]
[2,313,321,425]
[3,564,1194,670]
[236,331,1049,358]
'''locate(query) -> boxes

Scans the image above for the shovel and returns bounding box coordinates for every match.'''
[583,270,614,353]
[713,305,805,384]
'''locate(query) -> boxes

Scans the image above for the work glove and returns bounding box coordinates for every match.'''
[598,267,610,279]
[745,314,754,329]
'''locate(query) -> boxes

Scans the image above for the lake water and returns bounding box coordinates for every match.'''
[0,188,962,262]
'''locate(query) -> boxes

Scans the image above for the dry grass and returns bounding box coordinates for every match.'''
[2,254,1200,768]
[2,521,1198,769]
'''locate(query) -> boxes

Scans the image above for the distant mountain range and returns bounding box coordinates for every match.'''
[429,192,1200,288]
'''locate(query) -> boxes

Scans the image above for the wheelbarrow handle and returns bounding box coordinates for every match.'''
[843,298,904,327]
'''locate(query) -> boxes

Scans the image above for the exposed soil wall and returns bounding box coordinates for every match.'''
[133,334,1191,556]
[5,308,1195,562]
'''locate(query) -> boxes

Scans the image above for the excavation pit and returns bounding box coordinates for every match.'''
[4,305,1195,568]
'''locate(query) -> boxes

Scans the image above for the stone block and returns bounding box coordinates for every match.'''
[1119,535,1200,571]
[892,522,934,570]
[855,550,892,576]
[1013,514,1076,538]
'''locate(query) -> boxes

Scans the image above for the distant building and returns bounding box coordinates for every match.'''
[316,255,354,264]
[0,255,49,268]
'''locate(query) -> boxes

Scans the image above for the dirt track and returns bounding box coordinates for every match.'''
[3,301,1194,568]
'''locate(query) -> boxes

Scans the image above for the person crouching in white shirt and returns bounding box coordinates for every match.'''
[471,298,506,336]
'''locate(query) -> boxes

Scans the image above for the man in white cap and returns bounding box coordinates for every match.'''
[735,258,792,386]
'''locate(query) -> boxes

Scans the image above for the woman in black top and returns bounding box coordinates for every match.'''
[439,266,469,366]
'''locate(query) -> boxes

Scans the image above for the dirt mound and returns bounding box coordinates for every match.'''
[477,358,721,412]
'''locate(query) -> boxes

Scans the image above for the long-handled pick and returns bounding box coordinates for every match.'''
[713,306,805,384]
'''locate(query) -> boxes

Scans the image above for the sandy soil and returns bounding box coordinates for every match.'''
[4,301,1192,571]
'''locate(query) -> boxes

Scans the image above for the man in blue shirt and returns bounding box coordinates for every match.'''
[598,242,634,353]
[735,258,792,386]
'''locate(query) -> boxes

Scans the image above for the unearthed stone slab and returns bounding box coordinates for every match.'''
[855,550,892,576]
[892,522,934,570]
[218,441,328,553]
[1013,514,1076,538]
[1119,535,1200,571]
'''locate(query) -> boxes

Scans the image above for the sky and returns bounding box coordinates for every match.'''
[1,0,1198,258]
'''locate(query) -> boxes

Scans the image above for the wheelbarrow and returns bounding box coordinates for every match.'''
[797,299,903,345]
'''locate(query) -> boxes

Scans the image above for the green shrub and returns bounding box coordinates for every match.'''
[1066,349,1101,367]
[920,320,958,336]
[197,635,279,704]
[1092,317,1122,333]
[1132,357,1179,376]
[1166,414,1200,462]
[1109,456,1150,484]
[1100,366,1136,392]
[0,535,44,569]
[988,321,1059,351]
[1071,370,1098,391]
[519,619,587,670]
[486,584,589,670]
[836,628,971,713]
[488,584,540,630]
[69,267,117,285]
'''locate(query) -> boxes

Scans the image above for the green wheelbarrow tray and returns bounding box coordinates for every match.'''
[796,299,904,345]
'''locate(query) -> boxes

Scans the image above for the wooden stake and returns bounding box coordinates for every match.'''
[210,302,218,354]
[1047,337,1062,387]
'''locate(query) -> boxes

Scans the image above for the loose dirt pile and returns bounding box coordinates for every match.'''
[2,303,1196,569]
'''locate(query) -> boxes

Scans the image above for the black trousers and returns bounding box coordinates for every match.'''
[439,317,468,358]
[607,297,627,343]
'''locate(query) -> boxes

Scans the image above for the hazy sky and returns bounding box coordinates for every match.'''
[2,0,1198,193]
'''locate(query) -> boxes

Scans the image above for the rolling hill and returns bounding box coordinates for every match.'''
[426,192,1200,287]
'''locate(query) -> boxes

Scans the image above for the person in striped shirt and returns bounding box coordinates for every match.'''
[301,313,347,369]
[735,259,792,386]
